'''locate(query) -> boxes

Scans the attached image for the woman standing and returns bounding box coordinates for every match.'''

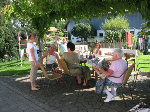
[93,43,102,56]
[27,33,39,90]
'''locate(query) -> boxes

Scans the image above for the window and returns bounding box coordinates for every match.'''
[130,31,134,35]
[99,33,103,38]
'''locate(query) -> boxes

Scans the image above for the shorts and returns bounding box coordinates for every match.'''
[29,61,38,82]
[45,62,58,71]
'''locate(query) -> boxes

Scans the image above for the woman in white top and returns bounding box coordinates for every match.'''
[27,33,39,91]
[93,43,102,56]
[41,44,61,71]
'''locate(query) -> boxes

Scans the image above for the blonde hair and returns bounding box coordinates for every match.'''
[29,33,36,40]
[51,44,57,49]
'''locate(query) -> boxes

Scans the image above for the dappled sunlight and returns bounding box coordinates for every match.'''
[0,71,150,112]
[15,75,30,82]
[63,93,74,96]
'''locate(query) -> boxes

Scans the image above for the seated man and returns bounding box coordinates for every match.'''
[94,48,127,102]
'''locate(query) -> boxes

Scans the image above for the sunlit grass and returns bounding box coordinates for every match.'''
[136,55,150,72]
[0,59,30,76]
[0,53,150,76]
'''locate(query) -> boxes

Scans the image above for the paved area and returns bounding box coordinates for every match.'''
[0,71,150,112]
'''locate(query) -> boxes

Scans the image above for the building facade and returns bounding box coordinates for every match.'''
[66,11,146,43]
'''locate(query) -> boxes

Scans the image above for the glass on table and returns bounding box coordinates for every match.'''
[89,55,93,59]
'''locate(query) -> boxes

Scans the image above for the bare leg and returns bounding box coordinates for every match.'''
[83,79,87,86]
[31,82,39,90]
[76,75,81,84]
[33,82,40,88]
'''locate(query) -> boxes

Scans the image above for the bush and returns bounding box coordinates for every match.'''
[0,23,19,59]
[71,23,96,41]
[104,30,126,43]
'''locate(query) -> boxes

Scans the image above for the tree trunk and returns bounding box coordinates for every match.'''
[38,38,43,62]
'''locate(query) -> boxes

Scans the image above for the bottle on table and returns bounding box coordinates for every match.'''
[89,52,93,59]
[93,53,95,58]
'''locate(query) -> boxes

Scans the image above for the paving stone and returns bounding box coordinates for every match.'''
[0,73,150,112]
[87,109,95,112]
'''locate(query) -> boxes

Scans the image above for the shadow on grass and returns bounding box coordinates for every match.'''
[0,69,30,76]
[0,60,29,68]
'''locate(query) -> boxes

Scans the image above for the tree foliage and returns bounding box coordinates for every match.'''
[101,16,129,31]
[0,20,18,59]
[71,23,96,41]
[101,16,129,43]
[51,20,67,30]
[0,0,18,60]
[0,0,37,60]
[3,0,150,51]
[138,23,150,54]
[4,0,150,40]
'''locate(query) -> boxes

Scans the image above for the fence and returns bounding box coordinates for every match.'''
[101,42,124,48]
[75,42,124,52]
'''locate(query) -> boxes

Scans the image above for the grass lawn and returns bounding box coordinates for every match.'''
[0,59,30,76]
[136,54,150,72]
[0,54,150,76]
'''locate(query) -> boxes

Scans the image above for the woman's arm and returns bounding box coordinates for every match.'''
[77,53,80,63]
[41,51,48,65]
[95,65,114,77]
[55,35,60,45]
[30,48,38,67]
[55,53,61,69]
[99,50,102,55]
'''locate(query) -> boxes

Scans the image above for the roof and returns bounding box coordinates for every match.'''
[48,27,57,32]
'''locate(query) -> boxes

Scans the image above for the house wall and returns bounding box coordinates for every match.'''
[67,11,146,43]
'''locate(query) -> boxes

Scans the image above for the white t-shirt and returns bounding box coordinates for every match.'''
[108,59,127,83]
[93,48,104,56]
[27,43,38,61]
[58,41,67,55]
[47,55,56,64]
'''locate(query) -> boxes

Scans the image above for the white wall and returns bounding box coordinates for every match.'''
[70,29,150,44]
[128,29,141,38]
[71,35,81,43]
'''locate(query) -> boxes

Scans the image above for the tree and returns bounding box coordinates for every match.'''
[138,23,150,54]
[0,0,18,60]
[5,0,150,36]
[71,23,96,41]
[0,18,18,60]
[101,16,129,43]
[101,16,129,31]
[3,0,150,50]
[0,0,37,60]
[51,20,67,30]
